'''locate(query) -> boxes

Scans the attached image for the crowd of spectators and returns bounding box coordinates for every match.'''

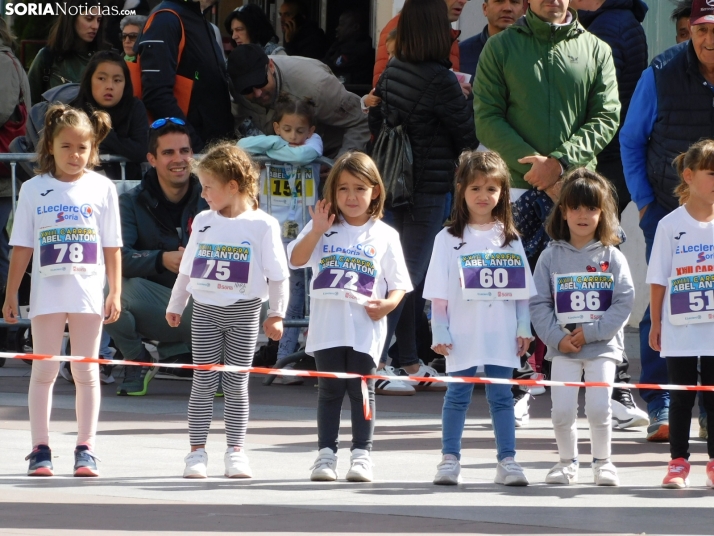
[0,0,708,443]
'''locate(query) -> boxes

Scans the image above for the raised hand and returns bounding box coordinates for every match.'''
[308,199,335,235]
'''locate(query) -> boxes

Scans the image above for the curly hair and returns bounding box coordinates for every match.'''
[322,152,386,222]
[545,168,621,247]
[35,103,111,178]
[193,142,260,209]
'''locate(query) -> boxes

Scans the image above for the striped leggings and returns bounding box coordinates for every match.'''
[188,298,261,448]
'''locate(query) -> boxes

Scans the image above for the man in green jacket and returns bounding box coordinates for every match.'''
[474,0,620,195]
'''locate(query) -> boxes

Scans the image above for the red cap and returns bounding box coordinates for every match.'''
[691,0,714,25]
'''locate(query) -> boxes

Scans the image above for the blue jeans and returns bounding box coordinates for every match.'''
[442,365,516,461]
[0,197,12,284]
[380,193,448,367]
[277,268,309,359]
[638,201,671,413]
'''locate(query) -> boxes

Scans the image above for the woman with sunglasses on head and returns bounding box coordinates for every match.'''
[27,0,108,106]
[119,15,148,62]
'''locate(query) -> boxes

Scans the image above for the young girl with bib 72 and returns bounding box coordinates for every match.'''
[288,152,412,482]
[424,150,535,487]
[3,104,122,478]
[530,169,634,487]
[166,144,289,479]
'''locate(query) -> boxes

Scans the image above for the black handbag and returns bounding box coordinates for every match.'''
[371,72,439,209]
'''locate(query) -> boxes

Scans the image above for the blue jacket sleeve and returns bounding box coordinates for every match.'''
[619,67,657,211]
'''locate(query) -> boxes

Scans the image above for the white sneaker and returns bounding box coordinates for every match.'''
[224,448,252,478]
[529,373,546,396]
[310,448,338,481]
[611,390,649,429]
[375,366,416,396]
[495,457,529,486]
[397,362,446,392]
[514,392,532,428]
[545,460,579,485]
[433,454,461,485]
[183,449,208,478]
[346,449,373,482]
[276,362,304,386]
[592,460,619,486]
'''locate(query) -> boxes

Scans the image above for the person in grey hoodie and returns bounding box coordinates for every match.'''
[530,169,635,487]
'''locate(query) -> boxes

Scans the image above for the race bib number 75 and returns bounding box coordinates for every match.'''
[668,274,714,325]
[190,244,251,293]
[554,272,614,324]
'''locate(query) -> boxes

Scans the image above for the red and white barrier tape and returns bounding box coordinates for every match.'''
[4,351,714,422]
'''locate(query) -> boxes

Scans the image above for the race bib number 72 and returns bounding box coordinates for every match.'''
[554,272,614,324]
[311,254,377,304]
[668,274,714,325]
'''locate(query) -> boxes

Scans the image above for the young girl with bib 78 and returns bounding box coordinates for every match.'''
[424,151,535,487]
[288,152,412,482]
[166,143,289,479]
[3,104,122,477]
[530,169,635,487]
[647,140,714,489]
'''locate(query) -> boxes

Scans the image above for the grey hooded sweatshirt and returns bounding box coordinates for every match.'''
[530,239,635,362]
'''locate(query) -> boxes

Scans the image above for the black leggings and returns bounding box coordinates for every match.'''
[666,356,714,460]
[314,347,376,453]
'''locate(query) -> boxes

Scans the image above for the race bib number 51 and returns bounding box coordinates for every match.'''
[311,254,377,304]
[554,272,614,324]
[190,244,251,293]
[38,227,99,277]
[458,251,528,300]
[668,274,714,325]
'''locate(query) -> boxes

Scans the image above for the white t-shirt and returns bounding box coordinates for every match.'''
[179,209,289,307]
[10,171,122,318]
[423,225,536,372]
[287,218,413,363]
[646,206,714,357]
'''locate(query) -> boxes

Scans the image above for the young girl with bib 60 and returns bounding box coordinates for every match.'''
[647,140,714,489]
[531,169,634,487]
[3,104,122,477]
[288,152,412,482]
[424,151,535,487]
[166,144,289,479]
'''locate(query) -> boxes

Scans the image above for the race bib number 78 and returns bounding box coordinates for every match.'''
[554,272,614,324]
[38,227,99,277]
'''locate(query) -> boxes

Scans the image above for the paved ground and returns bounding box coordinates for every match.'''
[1,334,712,536]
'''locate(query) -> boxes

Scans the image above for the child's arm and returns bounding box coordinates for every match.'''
[515,298,533,356]
[579,248,635,344]
[649,284,666,352]
[430,298,453,356]
[289,200,334,267]
[237,135,286,156]
[365,289,405,322]
[263,278,289,340]
[266,135,322,165]
[103,247,122,324]
[1,246,33,323]
[166,273,191,327]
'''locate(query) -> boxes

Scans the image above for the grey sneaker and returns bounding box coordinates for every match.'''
[73,445,100,477]
[592,460,619,486]
[310,448,338,481]
[545,460,579,485]
[433,454,461,485]
[495,457,528,486]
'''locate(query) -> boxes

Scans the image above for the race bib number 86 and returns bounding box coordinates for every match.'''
[554,272,614,324]
[38,227,99,277]
[458,251,528,300]
[668,274,714,325]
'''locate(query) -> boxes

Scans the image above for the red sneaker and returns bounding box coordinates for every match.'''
[706,459,714,488]
[662,458,690,489]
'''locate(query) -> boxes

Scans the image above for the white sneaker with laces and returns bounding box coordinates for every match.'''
[495,457,529,486]
[276,362,304,386]
[310,448,338,481]
[346,449,373,482]
[545,460,579,485]
[514,392,532,428]
[224,448,252,478]
[433,454,461,485]
[611,390,649,429]
[397,362,446,392]
[183,449,208,478]
[375,366,416,396]
[592,460,619,486]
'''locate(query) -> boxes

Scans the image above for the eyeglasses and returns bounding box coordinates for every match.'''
[120,32,139,42]
[150,117,186,129]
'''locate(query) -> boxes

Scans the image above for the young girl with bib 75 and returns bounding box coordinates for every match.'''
[166,144,289,479]
[288,152,412,482]
[530,169,634,487]
[3,104,122,478]
[424,150,535,487]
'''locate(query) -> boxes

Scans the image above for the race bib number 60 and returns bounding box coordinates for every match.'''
[190,244,251,293]
[458,251,529,300]
[668,274,714,325]
[311,254,377,304]
[38,227,99,277]
[554,272,614,324]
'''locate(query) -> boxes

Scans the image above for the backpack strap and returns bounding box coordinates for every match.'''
[141,8,186,66]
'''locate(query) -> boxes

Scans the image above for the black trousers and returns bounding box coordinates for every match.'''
[666,356,714,460]
[314,347,376,453]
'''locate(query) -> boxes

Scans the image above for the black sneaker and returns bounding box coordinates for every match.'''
[117,349,157,396]
[73,445,100,477]
[26,445,53,476]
